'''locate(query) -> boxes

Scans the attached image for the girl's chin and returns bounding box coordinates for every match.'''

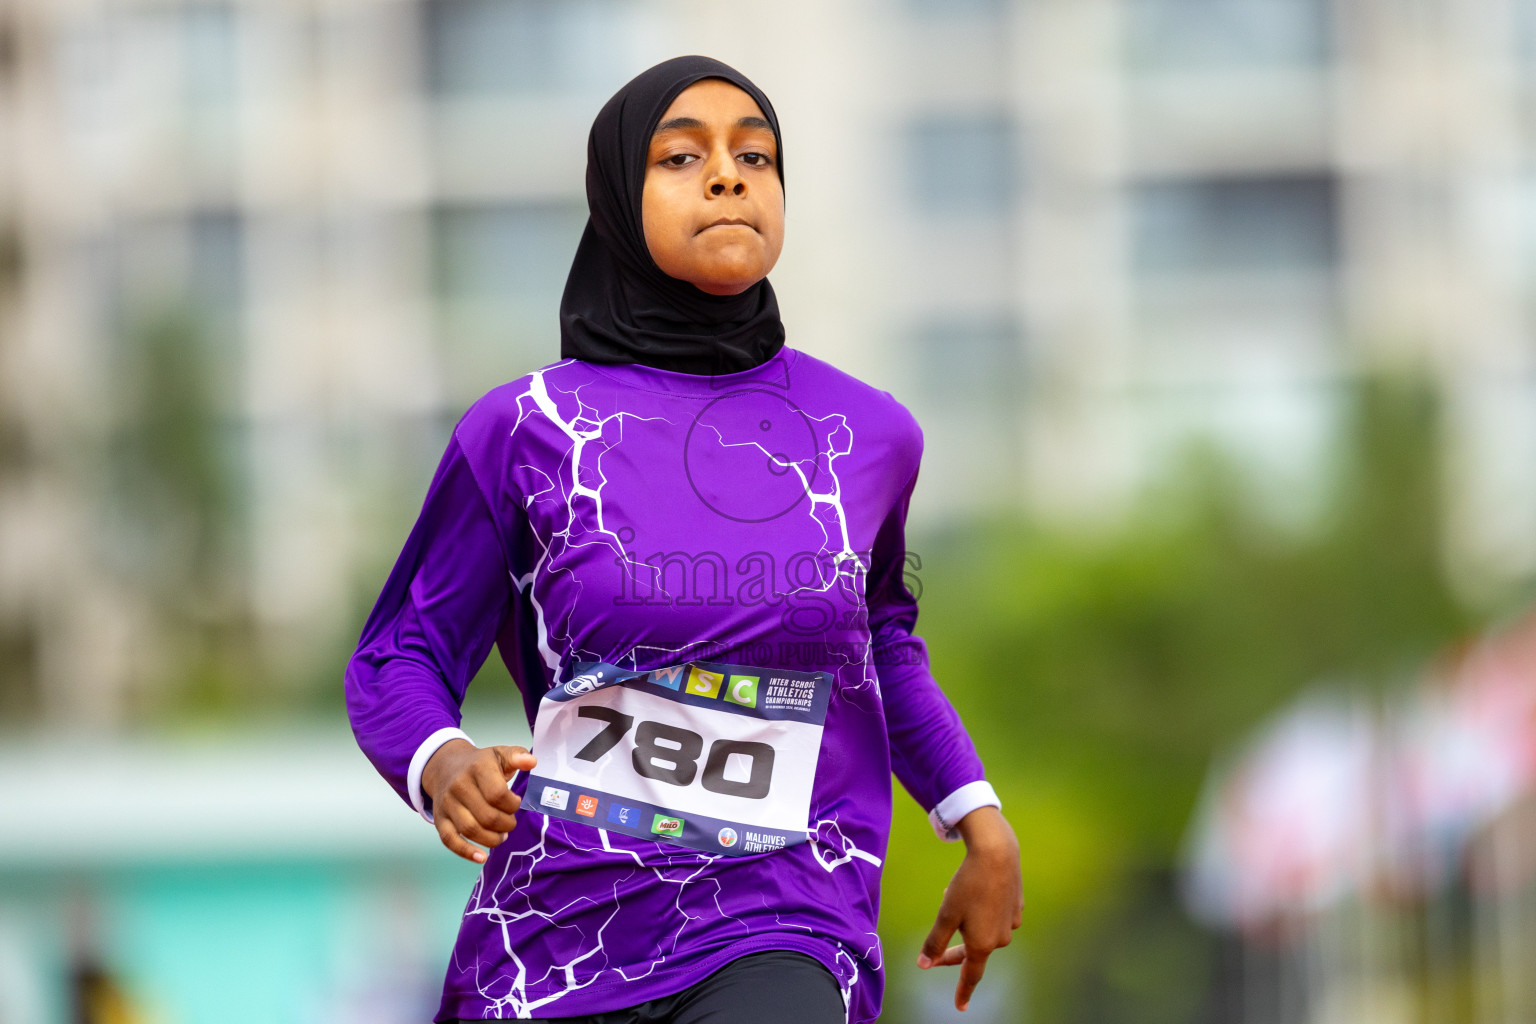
[674,258,772,295]
[689,277,761,296]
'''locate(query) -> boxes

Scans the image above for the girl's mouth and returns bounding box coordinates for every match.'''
[700,218,754,233]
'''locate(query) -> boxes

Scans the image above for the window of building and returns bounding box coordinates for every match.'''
[433,202,582,308]
[1516,0,1536,61]
[1132,175,1337,275]
[906,114,1021,216]
[912,315,1023,401]
[96,210,246,364]
[1125,0,1330,69]
[423,0,633,98]
[181,5,239,109]
[185,210,246,408]
[55,5,241,169]
[92,209,250,582]
[431,202,587,394]
[901,0,1010,18]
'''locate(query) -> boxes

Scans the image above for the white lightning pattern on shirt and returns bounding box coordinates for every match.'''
[508,363,671,674]
[460,816,739,1017]
[695,406,881,687]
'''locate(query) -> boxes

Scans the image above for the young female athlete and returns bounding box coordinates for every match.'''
[347,56,1023,1023]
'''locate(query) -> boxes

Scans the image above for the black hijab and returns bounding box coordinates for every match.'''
[558,56,786,377]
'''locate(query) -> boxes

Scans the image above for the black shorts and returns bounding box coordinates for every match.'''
[446,949,844,1024]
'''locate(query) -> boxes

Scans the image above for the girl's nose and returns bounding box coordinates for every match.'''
[706,151,745,197]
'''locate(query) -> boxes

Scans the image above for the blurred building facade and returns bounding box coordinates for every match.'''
[2,0,1535,724]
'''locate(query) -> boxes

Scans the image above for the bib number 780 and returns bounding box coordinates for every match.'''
[574,706,775,800]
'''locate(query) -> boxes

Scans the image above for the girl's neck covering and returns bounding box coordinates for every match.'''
[559,55,786,377]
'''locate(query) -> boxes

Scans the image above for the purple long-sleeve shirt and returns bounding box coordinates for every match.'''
[346,347,995,1022]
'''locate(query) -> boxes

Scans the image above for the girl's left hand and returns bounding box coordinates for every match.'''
[916,806,1024,1012]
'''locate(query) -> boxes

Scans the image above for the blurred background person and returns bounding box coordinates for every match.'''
[2,1,1536,1022]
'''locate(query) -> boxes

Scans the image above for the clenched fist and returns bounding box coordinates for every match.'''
[421,739,538,863]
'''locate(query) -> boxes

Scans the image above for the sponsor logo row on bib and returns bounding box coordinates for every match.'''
[539,785,744,849]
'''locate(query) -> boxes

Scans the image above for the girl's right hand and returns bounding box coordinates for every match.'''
[421,739,538,863]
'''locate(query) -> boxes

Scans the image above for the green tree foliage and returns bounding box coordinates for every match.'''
[114,311,233,582]
[880,376,1485,1023]
[107,310,256,717]
[0,218,36,717]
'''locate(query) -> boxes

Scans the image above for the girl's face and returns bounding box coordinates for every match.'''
[641,79,785,296]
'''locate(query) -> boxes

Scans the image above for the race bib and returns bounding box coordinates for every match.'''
[524,659,832,856]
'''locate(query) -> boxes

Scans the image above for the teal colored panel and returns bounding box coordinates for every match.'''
[109,864,343,1024]
[100,859,481,1024]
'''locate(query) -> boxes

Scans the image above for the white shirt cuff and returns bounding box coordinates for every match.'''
[928,780,1002,841]
[408,727,473,824]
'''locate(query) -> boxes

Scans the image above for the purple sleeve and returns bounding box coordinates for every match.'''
[345,431,512,810]
[868,465,989,815]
